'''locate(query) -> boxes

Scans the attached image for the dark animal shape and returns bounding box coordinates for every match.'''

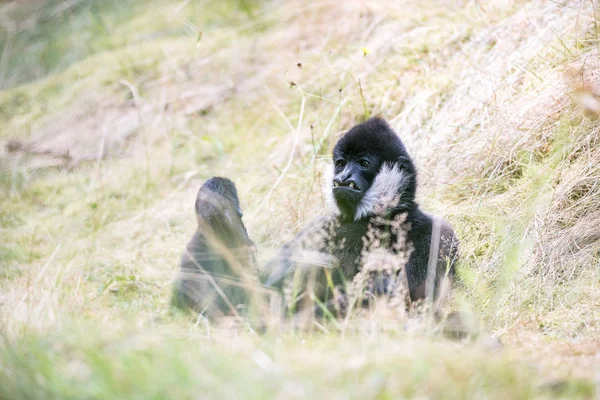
[266,117,458,314]
[172,177,258,317]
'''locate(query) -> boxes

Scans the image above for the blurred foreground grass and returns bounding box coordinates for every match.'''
[4,324,596,399]
[1,0,600,398]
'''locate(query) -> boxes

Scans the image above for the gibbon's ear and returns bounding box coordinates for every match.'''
[397,156,410,169]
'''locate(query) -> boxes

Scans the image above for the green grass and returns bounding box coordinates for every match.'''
[1,0,600,398]
[2,327,587,400]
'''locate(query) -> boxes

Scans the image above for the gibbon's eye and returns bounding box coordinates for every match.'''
[335,159,346,169]
[359,159,370,168]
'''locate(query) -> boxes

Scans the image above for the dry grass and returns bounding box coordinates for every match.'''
[1,0,600,398]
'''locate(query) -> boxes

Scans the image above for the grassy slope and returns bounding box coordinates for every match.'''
[1,0,599,398]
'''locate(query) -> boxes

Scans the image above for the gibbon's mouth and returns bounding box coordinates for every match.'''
[333,181,361,193]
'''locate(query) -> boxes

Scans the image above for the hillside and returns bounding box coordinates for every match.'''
[1,0,599,398]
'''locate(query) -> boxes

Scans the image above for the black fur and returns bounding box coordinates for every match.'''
[266,117,458,309]
[171,177,257,317]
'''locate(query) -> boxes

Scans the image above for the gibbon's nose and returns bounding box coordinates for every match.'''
[333,177,360,191]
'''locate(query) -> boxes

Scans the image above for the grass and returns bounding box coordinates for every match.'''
[1,0,600,398]
[4,326,588,400]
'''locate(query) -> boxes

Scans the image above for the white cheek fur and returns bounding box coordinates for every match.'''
[322,163,340,215]
[354,163,406,221]
[324,162,407,221]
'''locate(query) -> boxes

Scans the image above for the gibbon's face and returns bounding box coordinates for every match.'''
[331,149,381,217]
[329,118,418,220]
